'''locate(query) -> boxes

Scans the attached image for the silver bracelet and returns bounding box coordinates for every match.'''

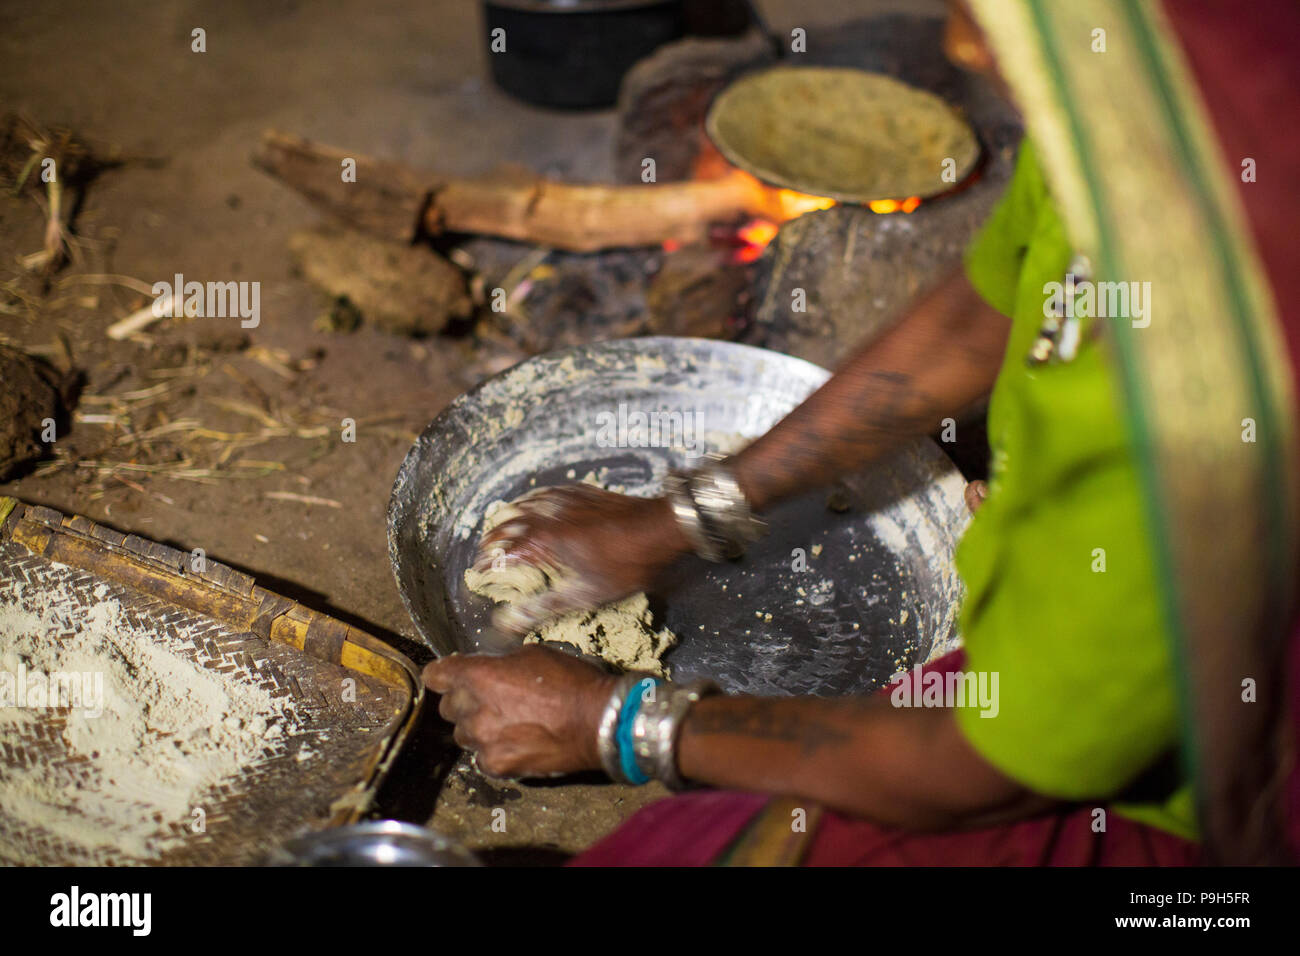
[630,679,720,790]
[663,471,717,560]
[595,673,648,784]
[663,453,765,562]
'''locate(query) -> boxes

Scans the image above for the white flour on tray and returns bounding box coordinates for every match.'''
[0,573,301,862]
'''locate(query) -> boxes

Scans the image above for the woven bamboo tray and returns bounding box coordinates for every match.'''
[0,496,422,866]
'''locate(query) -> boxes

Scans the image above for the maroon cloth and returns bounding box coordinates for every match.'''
[573,1,1300,868]
[1290,624,1300,859]
[571,651,1201,866]
[570,790,770,867]
[1161,0,1300,861]
[1165,0,1300,382]
[572,787,1200,867]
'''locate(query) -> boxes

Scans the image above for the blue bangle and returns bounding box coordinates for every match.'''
[616,677,661,784]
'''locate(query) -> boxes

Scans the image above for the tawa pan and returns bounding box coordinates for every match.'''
[388,337,968,697]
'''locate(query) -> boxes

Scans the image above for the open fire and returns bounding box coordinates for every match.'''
[687,138,922,263]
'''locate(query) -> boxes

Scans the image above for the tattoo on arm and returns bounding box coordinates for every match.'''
[737,368,944,507]
[686,699,856,757]
[732,269,1009,511]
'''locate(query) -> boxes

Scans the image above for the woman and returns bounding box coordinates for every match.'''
[425,0,1299,865]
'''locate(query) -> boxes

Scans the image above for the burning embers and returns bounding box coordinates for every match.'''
[688,138,922,263]
[730,192,921,263]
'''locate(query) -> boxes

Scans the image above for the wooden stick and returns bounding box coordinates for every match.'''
[253,129,770,252]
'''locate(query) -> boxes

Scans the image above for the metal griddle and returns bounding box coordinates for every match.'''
[388,337,968,697]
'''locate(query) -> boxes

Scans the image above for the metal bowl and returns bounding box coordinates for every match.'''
[388,337,968,696]
[273,821,481,867]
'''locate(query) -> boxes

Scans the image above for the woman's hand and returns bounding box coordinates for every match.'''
[422,645,616,778]
[472,485,691,634]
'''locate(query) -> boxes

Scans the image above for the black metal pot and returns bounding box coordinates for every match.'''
[482,0,687,110]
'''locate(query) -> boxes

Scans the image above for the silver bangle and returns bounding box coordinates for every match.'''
[595,673,646,784]
[663,471,720,561]
[630,679,720,790]
[694,454,765,553]
[663,453,765,562]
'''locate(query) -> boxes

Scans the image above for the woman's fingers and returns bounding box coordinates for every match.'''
[437,686,479,723]
[418,647,612,778]
[480,519,528,550]
[964,479,989,514]
[492,587,580,635]
[467,485,674,637]
[475,535,565,574]
[451,722,482,754]
[421,655,461,693]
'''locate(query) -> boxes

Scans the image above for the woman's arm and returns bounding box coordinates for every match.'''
[476,266,1010,634]
[732,266,1010,510]
[677,693,1054,829]
[424,648,1057,830]
[426,271,1035,825]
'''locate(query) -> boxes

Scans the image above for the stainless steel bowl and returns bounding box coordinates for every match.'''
[388,337,968,696]
[274,821,481,867]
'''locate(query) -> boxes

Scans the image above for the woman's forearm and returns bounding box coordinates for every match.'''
[669,275,1025,827]
[732,267,1010,512]
[675,694,1051,830]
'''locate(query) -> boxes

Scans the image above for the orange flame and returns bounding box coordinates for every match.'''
[868,196,922,214]
[733,219,780,263]
[681,138,923,261]
[772,188,837,220]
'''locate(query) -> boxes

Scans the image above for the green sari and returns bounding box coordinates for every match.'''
[968,0,1298,863]
[956,138,1193,839]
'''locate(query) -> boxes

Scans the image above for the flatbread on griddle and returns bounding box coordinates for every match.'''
[705,67,980,202]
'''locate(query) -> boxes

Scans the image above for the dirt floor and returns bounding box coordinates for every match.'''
[1,0,941,861]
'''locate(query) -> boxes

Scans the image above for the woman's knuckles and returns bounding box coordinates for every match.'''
[476,751,522,779]
[437,694,459,721]
[452,724,480,751]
